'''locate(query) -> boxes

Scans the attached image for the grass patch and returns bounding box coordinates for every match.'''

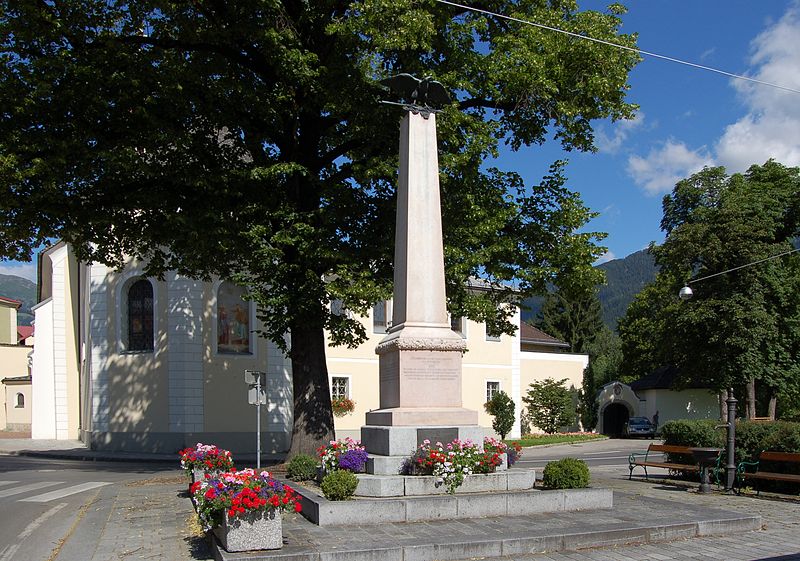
[505,433,606,447]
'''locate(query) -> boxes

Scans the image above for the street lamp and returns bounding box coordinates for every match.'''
[678,247,800,299]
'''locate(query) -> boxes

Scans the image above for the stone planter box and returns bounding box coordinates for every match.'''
[214,509,283,552]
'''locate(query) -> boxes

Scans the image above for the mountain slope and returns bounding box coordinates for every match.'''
[597,249,658,328]
[0,273,37,326]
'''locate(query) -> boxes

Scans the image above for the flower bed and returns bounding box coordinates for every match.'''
[484,437,523,467]
[317,437,368,474]
[179,442,234,478]
[407,439,502,493]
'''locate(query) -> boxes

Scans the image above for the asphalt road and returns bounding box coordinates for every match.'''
[0,455,175,561]
[514,436,660,470]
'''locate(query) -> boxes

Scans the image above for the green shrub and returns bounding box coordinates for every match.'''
[661,419,724,448]
[541,458,590,489]
[286,453,319,481]
[320,469,358,501]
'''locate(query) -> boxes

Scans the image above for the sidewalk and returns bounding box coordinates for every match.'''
[2,440,798,561]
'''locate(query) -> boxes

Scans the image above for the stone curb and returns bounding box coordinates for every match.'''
[212,512,761,561]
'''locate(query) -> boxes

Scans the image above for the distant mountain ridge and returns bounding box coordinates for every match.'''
[596,249,658,328]
[520,249,658,330]
[0,273,36,326]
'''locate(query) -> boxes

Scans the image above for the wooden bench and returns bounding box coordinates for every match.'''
[628,444,712,480]
[736,451,800,494]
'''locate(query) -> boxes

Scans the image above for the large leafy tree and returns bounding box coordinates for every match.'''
[1,0,640,454]
[619,162,800,416]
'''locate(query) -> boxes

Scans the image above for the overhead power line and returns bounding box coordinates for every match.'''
[435,0,800,96]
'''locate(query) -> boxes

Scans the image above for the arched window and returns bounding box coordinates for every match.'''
[15,393,24,408]
[217,282,251,354]
[127,279,154,352]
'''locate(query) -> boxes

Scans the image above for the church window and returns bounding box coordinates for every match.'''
[127,279,154,352]
[217,282,252,354]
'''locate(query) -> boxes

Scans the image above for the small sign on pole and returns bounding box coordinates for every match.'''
[245,370,267,469]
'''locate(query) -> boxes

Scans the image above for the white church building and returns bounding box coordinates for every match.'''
[30,242,588,455]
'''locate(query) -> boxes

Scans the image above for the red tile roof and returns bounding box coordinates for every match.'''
[0,296,22,308]
[17,326,34,342]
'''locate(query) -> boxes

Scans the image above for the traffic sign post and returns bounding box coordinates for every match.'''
[245,370,267,469]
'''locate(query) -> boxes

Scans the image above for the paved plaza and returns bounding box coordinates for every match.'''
[1,440,798,561]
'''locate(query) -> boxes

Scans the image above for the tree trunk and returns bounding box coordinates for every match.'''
[719,388,728,423]
[768,394,777,420]
[287,324,335,458]
[746,378,756,420]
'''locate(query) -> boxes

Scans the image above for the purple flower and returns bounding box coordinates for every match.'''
[338,449,369,472]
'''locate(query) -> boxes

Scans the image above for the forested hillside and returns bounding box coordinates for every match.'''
[597,249,657,328]
[0,274,36,326]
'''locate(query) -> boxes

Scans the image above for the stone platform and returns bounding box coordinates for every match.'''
[212,490,761,561]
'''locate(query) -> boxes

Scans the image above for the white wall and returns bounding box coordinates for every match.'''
[31,298,56,439]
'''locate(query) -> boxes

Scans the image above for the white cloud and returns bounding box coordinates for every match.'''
[0,262,37,282]
[716,2,800,171]
[627,140,715,196]
[595,112,646,154]
[594,251,616,265]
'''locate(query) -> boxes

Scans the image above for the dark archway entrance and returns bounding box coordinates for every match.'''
[602,403,630,436]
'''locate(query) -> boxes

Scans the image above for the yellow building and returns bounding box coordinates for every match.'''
[31,244,588,453]
[0,295,33,432]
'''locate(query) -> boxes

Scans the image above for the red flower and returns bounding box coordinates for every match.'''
[294,501,303,513]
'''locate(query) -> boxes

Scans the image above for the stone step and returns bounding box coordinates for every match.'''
[354,468,532,497]
[293,483,611,526]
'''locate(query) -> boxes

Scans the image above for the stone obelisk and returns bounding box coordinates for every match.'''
[362,111,480,474]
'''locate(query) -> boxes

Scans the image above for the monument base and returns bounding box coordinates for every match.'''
[365,406,478,427]
[361,423,486,474]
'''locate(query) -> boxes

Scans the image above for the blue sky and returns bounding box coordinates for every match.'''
[3,1,800,281]
[497,0,800,264]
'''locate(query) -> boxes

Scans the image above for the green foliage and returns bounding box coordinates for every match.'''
[523,378,574,434]
[579,326,622,429]
[660,418,800,463]
[0,0,641,453]
[542,458,590,489]
[538,286,604,355]
[286,454,319,482]
[484,390,515,440]
[660,420,724,448]
[320,469,359,501]
[619,162,800,399]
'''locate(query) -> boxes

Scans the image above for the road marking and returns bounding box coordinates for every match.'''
[0,481,62,498]
[20,481,112,503]
[0,481,19,488]
[0,502,67,561]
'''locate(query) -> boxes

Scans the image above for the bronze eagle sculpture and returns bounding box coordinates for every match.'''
[379,73,451,115]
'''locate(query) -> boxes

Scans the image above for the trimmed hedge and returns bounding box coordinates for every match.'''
[661,419,800,462]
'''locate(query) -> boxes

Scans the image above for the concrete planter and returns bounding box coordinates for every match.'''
[214,509,282,552]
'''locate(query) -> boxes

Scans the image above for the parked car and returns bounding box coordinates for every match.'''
[623,416,656,438]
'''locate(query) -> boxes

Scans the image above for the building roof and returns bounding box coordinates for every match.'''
[519,322,570,348]
[0,296,22,308]
[629,364,707,391]
[17,325,34,342]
